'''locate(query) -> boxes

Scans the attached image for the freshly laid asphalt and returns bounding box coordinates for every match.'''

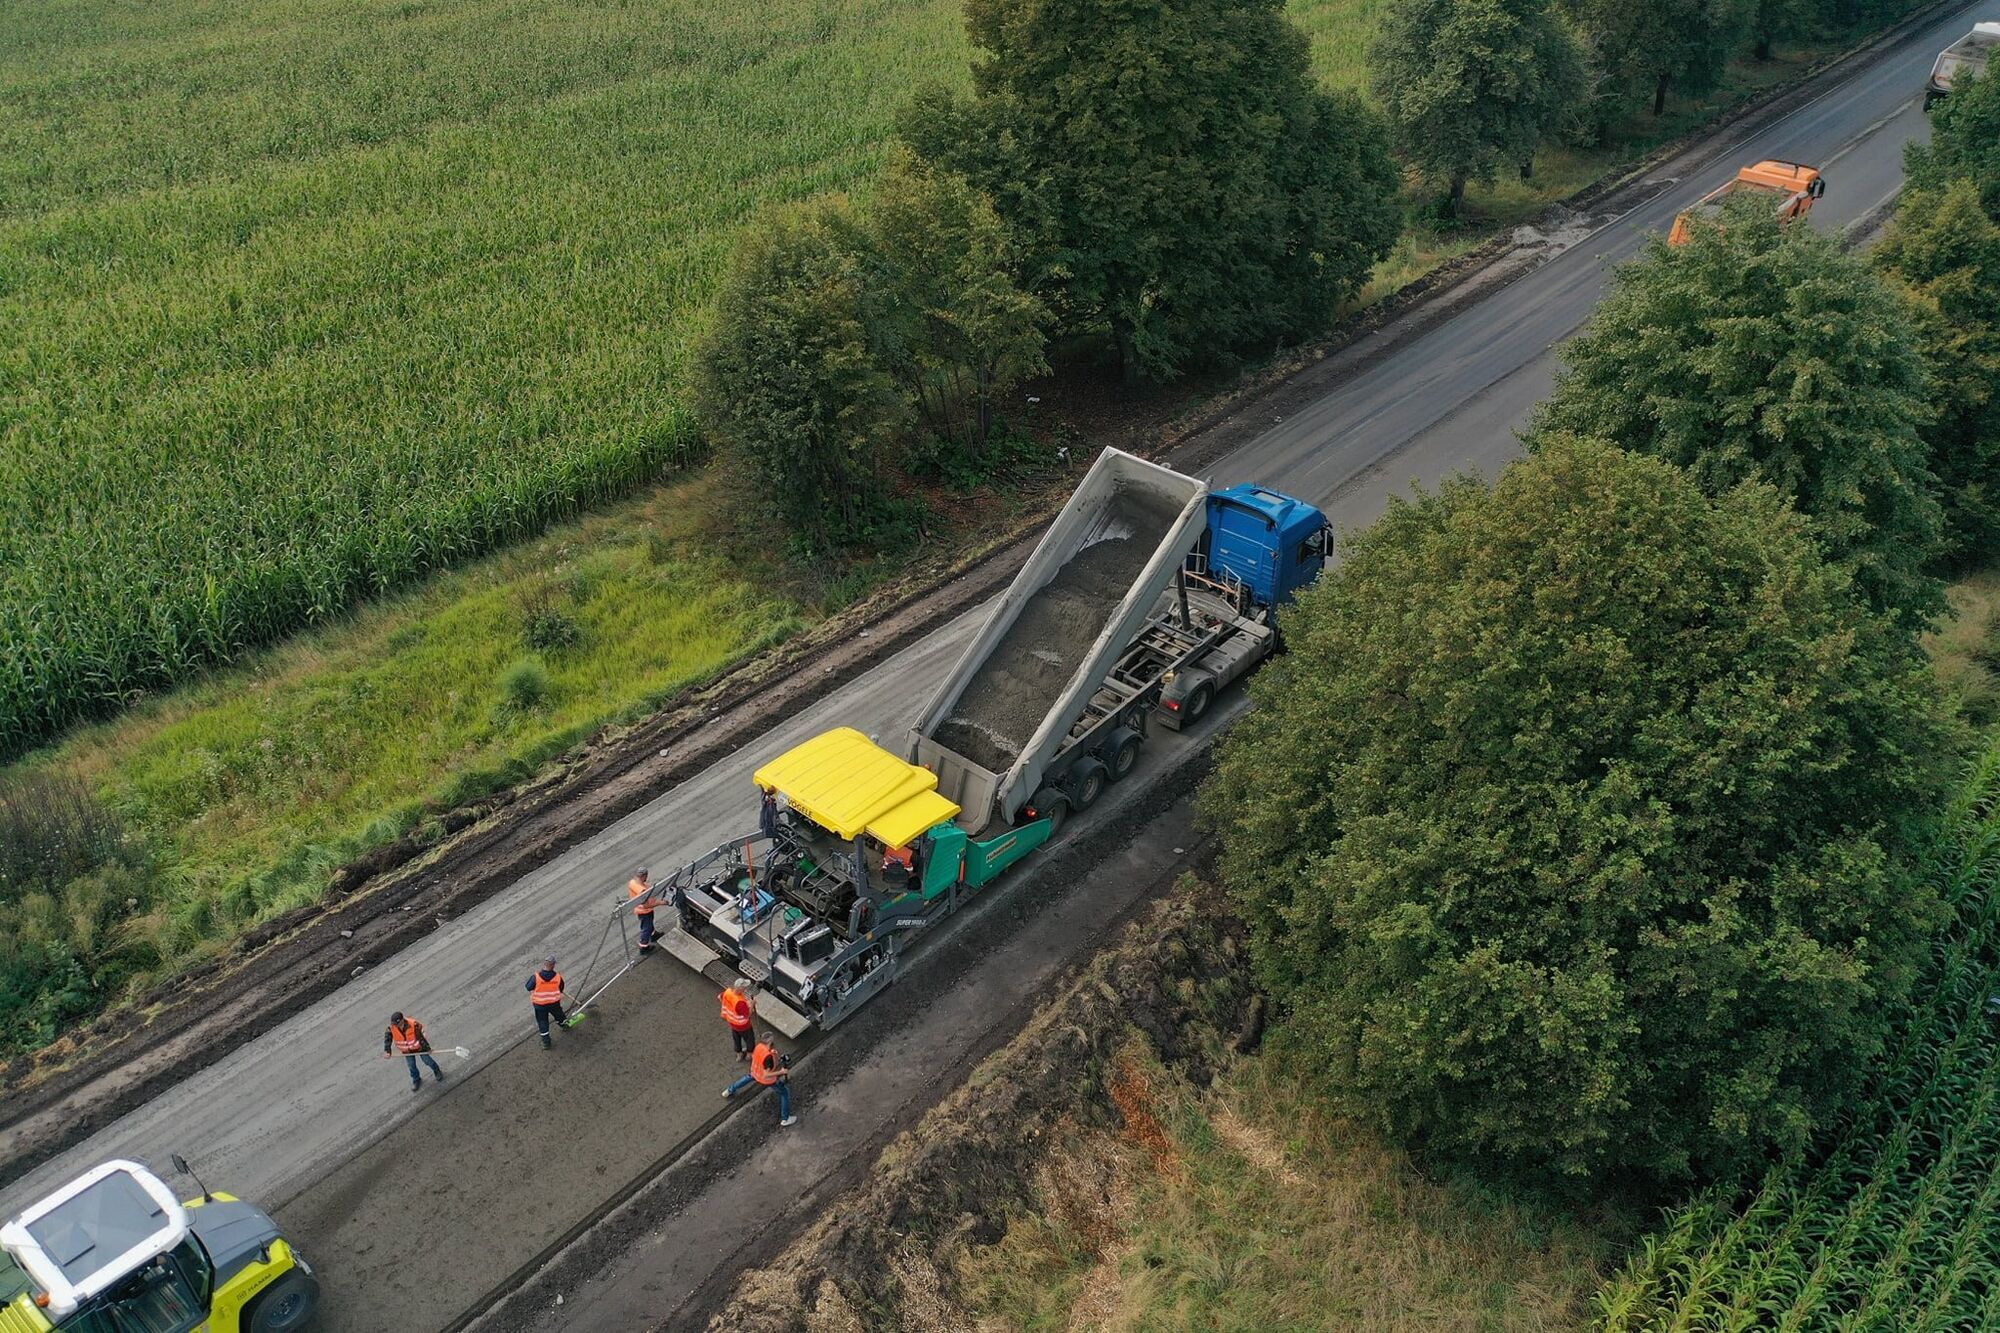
[1,4,1989,1329]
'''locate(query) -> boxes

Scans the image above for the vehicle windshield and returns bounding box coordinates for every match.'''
[58,1238,212,1333]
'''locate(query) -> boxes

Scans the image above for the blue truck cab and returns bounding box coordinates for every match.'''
[1154,483,1329,730]
[1204,484,1330,606]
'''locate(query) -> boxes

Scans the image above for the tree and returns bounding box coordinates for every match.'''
[903,0,1400,382]
[1876,179,2000,565]
[1907,70,2000,220]
[1371,0,1585,212]
[1749,0,1821,62]
[1529,201,1943,629]
[696,200,906,555]
[1561,0,1750,116]
[1202,436,1951,1189]
[866,151,1050,457]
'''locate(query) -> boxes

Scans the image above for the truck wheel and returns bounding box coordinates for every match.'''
[1183,682,1214,723]
[1070,760,1109,810]
[1104,728,1142,781]
[245,1270,320,1331]
[1029,789,1069,836]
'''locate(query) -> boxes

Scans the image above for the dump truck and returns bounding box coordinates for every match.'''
[661,449,1328,1028]
[1668,160,1824,246]
[1,1158,318,1332]
[1926,22,2000,110]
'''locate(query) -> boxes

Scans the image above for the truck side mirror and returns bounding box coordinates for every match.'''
[1809,177,1825,198]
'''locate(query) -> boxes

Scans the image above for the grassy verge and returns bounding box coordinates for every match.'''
[0,472,801,1053]
[959,1046,1617,1331]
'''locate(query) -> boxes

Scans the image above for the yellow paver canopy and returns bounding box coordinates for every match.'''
[754,726,961,846]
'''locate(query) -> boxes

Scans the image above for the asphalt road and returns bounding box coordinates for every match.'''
[2,4,1988,1328]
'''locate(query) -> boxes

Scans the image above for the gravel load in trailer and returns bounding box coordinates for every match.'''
[930,485,1183,773]
[912,449,1207,830]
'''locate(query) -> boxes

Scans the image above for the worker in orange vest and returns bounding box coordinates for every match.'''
[724,1031,795,1126]
[525,955,572,1049]
[720,978,757,1059]
[383,1012,445,1092]
[625,866,657,955]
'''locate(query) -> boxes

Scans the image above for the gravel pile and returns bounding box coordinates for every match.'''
[932,486,1182,774]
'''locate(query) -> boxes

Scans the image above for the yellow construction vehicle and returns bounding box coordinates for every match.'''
[0,1158,318,1332]
[1669,160,1825,247]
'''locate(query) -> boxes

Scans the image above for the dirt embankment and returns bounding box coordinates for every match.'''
[702,888,1262,1333]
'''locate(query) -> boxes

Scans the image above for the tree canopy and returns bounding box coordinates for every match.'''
[695,200,906,556]
[1908,69,2000,219]
[1530,202,1942,629]
[1203,435,1951,1188]
[903,0,1400,382]
[1876,178,2000,565]
[1561,0,1749,115]
[1371,0,1584,211]
[867,150,1050,459]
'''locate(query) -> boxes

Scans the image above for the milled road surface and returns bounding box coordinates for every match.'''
[2,5,1987,1329]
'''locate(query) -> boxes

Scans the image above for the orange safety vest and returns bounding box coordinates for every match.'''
[721,988,754,1031]
[628,877,653,916]
[882,845,914,872]
[531,970,564,1005]
[390,1019,425,1053]
[750,1042,782,1086]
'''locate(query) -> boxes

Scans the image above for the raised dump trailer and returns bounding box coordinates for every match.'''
[1,1159,317,1332]
[913,448,1207,831]
[660,452,1329,1029]
[1926,22,2000,109]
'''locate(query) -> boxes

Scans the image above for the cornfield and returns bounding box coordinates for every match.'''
[1596,741,2000,1330]
[0,0,977,757]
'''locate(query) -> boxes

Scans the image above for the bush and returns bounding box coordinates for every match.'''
[1203,436,1954,1190]
[498,656,551,712]
[696,200,908,557]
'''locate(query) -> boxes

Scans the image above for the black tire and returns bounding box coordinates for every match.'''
[1183,682,1214,723]
[245,1270,320,1332]
[1070,760,1109,810]
[1104,728,1142,781]
[1037,796,1070,836]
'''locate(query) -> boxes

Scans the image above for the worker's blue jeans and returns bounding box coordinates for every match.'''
[636,911,656,951]
[727,1075,791,1120]
[403,1053,442,1087]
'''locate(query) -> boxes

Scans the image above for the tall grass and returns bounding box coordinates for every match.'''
[8,476,799,1050]
[960,1044,1617,1329]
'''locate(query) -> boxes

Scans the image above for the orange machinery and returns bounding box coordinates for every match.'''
[1668,160,1824,247]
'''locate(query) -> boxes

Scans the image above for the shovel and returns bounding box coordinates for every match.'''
[381,1046,473,1061]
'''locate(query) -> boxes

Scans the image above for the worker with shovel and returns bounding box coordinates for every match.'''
[723,1032,795,1127]
[526,955,574,1049]
[384,1012,445,1092]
